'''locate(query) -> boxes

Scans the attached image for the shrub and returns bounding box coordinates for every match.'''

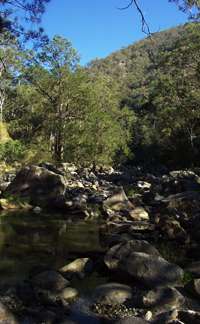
[0,140,25,163]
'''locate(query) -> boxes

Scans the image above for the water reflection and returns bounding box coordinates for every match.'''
[0,211,104,285]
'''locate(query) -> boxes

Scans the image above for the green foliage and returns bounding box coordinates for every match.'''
[0,140,25,163]
[3,21,200,169]
[2,35,134,166]
[90,22,200,168]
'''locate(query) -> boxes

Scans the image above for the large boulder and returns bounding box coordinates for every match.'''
[104,240,160,270]
[105,241,183,288]
[4,165,66,208]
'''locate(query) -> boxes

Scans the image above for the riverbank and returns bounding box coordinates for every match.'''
[0,163,200,323]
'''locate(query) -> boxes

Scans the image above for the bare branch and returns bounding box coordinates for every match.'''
[118,0,151,35]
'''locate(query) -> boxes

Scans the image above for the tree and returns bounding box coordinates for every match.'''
[7,35,134,165]
[0,0,50,42]
[141,23,200,166]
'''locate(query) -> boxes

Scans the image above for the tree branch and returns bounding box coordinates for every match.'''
[118,0,151,35]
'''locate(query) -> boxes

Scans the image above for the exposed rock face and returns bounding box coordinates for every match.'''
[4,165,66,208]
[105,241,183,287]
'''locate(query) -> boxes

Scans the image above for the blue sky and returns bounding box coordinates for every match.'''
[42,0,188,65]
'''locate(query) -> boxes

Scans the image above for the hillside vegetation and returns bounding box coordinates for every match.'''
[89,22,200,168]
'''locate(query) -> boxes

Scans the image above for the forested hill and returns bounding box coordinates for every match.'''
[88,22,200,168]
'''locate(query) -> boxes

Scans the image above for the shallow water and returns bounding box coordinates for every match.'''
[0,211,105,287]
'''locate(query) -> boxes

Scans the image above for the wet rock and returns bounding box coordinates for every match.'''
[59,258,93,279]
[93,283,132,305]
[142,287,185,311]
[32,270,69,292]
[0,301,17,324]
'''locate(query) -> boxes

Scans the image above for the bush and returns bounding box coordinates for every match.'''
[0,140,25,163]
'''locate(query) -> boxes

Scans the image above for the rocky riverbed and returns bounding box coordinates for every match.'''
[1,163,200,323]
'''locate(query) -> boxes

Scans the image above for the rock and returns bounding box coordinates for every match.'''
[193,279,200,297]
[103,187,133,212]
[137,181,151,190]
[60,287,78,301]
[0,301,17,324]
[178,310,200,324]
[144,311,153,321]
[161,191,200,209]
[185,262,200,277]
[39,162,64,176]
[4,165,66,208]
[152,309,179,324]
[59,258,93,279]
[159,219,187,241]
[92,283,132,305]
[33,206,42,214]
[129,207,149,221]
[143,287,185,311]
[32,270,69,292]
[0,182,10,191]
[105,241,183,288]
[0,198,22,210]
[120,253,183,287]
[105,240,160,270]
[114,317,148,324]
